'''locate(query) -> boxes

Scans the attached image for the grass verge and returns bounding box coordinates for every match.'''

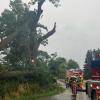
[14,86,65,100]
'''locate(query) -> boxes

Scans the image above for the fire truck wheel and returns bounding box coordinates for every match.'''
[91,91,97,100]
[85,83,88,94]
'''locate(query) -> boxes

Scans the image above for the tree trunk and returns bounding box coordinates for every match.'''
[0,33,16,50]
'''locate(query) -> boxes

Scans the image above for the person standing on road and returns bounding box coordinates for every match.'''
[71,80,77,96]
[79,77,84,90]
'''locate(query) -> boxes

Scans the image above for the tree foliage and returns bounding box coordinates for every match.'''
[67,59,79,69]
[84,50,93,79]
[48,54,67,78]
[84,49,100,79]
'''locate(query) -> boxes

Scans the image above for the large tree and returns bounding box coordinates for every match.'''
[0,0,60,66]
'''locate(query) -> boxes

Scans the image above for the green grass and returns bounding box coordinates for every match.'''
[14,87,65,100]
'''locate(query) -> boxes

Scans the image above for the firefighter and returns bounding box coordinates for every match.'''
[70,76,77,96]
[71,80,77,96]
[79,77,83,90]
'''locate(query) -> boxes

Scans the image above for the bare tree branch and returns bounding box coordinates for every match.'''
[38,22,56,43]
[37,23,48,31]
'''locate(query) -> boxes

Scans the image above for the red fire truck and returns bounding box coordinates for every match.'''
[66,69,83,78]
[85,49,100,100]
[65,69,83,88]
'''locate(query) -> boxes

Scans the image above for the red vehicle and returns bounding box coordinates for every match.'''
[85,49,100,100]
[66,69,83,79]
[65,69,83,90]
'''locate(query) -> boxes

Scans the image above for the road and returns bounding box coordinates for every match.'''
[40,80,90,100]
[41,89,90,100]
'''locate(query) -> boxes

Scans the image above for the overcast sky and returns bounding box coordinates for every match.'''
[0,0,100,68]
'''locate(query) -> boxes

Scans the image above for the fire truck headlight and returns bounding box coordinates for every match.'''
[96,86,100,89]
[90,84,93,87]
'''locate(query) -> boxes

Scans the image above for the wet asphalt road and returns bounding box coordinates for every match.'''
[40,81,90,100]
[40,89,90,100]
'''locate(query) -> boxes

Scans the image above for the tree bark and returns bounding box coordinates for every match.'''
[0,33,16,50]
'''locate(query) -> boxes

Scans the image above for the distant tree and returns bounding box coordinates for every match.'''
[84,50,93,79]
[67,59,79,69]
[48,55,67,78]
[55,57,67,78]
